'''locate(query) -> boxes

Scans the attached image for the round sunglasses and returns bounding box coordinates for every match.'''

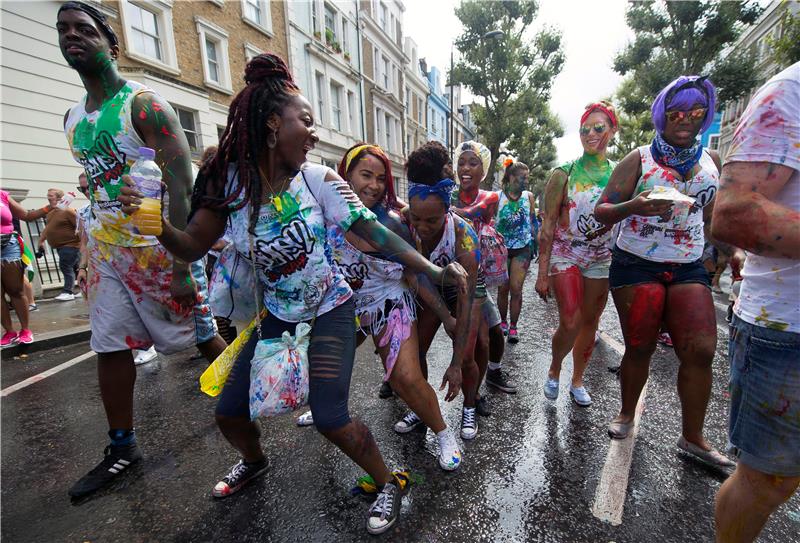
[665,107,707,124]
[579,122,608,136]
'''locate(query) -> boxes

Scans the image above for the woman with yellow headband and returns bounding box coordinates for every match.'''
[295,142,463,472]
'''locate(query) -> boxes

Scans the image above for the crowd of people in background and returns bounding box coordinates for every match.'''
[0,2,796,541]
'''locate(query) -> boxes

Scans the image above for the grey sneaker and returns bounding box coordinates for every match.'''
[569,385,592,407]
[543,378,559,400]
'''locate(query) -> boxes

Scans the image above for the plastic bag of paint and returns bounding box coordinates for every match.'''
[199,314,260,397]
[480,225,508,287]
[249,323,311,419]
[208,243,257,323]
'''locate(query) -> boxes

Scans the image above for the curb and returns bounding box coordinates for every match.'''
[2,326,91,358]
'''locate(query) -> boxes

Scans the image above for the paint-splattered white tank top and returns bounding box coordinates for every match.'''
[615,145,718,263]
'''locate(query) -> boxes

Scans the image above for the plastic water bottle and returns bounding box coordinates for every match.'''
[129,146,163,236]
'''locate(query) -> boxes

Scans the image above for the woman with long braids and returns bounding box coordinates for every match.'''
[296,142,463,472]
[536,101,618,407]
[495,158,536,345]
[401,141,484,440]
[119,55,466,534]
[594,77,733,467]
[451,140,516,405]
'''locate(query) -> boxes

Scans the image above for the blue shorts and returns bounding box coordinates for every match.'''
[1,234,21,262]
[609,247,710,290]
[728,315,800,477]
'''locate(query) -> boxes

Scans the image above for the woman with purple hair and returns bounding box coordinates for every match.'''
[594,76,734,468]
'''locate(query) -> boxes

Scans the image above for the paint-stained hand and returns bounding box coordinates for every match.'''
[118,174,167,215]
[77,268,88,297]
[730,248,746,280]
[630,190,674,217]
[170,268,200,311]
[535,274,550,301]
[440,363,462,402]
[441,262,468,294]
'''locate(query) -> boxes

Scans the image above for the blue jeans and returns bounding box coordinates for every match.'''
[57,246,79,293]
[728,315,800,476]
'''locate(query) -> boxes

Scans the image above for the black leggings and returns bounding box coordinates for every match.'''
[215,298,356,432]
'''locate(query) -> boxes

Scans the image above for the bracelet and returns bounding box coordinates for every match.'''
[40,206,51,213]
[79,266,88,271]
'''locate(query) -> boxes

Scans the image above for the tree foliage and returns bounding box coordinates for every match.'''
[614,0,764,115]
[451,0,564,189]
[506,101,563,198]
[768,9,800,67]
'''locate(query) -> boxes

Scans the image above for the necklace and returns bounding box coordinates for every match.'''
[257,165,291,214]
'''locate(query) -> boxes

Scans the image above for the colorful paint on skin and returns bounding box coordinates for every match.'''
[624,283,665,348]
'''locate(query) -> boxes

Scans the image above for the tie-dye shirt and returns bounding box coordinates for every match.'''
[226,163,375,322]
[496,190,534,250]
[729,62,800,333]
[64,81,156,247]
[552,156,616,267]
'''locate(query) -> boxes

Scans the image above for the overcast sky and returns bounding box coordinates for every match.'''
[403,0,634,163]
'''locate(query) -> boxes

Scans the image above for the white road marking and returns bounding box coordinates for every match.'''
[592,331,647,526]
[1,350,95,397]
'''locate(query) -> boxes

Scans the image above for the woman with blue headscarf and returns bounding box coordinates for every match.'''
[594,76,734,468]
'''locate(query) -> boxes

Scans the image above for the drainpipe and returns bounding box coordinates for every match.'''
[356,1,367,141]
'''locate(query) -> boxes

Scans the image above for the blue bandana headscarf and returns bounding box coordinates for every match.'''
[408,179,455,208]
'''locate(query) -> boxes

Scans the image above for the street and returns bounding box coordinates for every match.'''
[2,272,798,543]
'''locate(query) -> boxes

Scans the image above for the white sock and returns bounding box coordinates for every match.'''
[436,428,450,441]
[488,361,502,371]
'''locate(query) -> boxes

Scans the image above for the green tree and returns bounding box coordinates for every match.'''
[768,9,800,66]
[607,78,655,161]
[451,0,564,189]
[506,100,563,199]
[614,0,764,115]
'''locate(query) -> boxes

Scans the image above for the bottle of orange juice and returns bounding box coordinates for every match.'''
[130,146,163,236]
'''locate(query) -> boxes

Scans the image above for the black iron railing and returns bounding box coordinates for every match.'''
[23,219,63,286]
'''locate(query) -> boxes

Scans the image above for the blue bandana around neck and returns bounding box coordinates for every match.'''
[650,133,703,177]
[408,178,455,208]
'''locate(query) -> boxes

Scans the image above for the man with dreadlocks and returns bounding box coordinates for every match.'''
[57,2,226,499]
[119,53,466,534]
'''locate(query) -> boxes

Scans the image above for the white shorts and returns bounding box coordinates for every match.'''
[549,255,610,280]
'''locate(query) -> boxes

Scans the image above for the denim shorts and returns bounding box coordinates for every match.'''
[609,247,710,290]
[549,254,610,280]
[1,234,21,262]
[728,315,800,477]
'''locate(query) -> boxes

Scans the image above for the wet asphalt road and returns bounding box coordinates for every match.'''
[2,272,799,543]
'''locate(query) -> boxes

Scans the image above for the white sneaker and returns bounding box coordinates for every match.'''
[393,411,423,434]
[134,346,158,366]
[437,429,462,471]
[54,292,75,301]
[460,407,478,440]
[296,411,314,426]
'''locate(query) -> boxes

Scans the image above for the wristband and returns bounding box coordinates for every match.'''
[79,266,88,271]
[41,206,51,213]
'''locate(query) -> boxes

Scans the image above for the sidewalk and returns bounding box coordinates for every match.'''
[2,296,91,358]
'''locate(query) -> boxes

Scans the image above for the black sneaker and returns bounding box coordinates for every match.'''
[378,381,394,399]
[366,475,404,535]
[486,368,518,394]
[212,458,269,498]
[475,396,491,417]
[68,442,143,498]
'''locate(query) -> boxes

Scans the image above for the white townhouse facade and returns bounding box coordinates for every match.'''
[286,0,365,171]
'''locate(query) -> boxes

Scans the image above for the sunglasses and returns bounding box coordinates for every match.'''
[665,107,707,123]
[76,185,89,194]
[579,123,608,136]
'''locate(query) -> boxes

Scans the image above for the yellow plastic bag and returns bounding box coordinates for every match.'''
[200,313,262,397]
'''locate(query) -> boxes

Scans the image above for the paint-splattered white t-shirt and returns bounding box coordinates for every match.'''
[728,62,800,333]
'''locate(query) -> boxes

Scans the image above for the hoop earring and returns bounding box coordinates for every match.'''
[267,131,277,149]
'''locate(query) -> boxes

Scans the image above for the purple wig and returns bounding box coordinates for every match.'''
[651,75,716,135]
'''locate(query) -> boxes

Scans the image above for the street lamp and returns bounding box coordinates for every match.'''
[449,30,504,161]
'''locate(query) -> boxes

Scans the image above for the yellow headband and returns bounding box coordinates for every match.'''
[345,144,382,174]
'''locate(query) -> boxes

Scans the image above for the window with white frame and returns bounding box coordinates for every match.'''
[382,56,390,89]
[342,20,350,57]
[196,17,232,93]
[379,2,387,31]
[417,97,423,124]
[347,91,356,134]
[172,105,200,154]
[324,3,337,45]
[384,112,392,151]
[120,1,178,72]
[244,42,263,63]
[315,72,325,124]
[241,0,272,35]
[708,134,720,150]
[375,107,383,143]
[311,1,319,35]
[330,82,343,131]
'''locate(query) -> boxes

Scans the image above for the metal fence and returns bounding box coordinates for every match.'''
[23,218,63,287]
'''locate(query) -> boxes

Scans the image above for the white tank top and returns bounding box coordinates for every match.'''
[615,145,718,263]
[413,212,458,267]
[64,81,155,247]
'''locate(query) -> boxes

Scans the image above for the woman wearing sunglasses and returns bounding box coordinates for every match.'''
[536,101,618,407]
[594,76,733,467]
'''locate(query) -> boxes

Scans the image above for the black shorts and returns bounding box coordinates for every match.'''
[609,247,711,290]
